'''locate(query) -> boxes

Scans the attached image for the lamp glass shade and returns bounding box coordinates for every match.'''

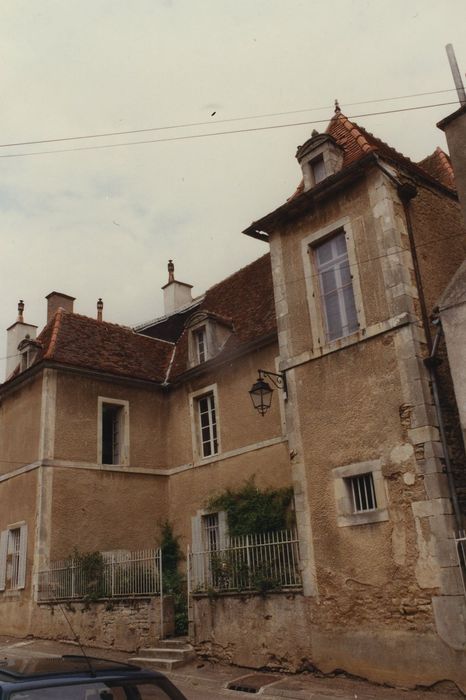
[249,379,273,416]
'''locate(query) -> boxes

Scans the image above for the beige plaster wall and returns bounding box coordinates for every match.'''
[54,374,168,469]
[49,468,169,559]
[193,592,466,690]
[0,375,42,474]
[0,470,38,636]
[168,440,291,552]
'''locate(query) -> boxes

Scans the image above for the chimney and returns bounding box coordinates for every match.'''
[45,291,75,323]
[161,260,193,315]
[6,300,38,379]
[97,298,104,322]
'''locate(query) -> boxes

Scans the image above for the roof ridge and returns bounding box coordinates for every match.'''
[329,112,374,154]
[44,308,64,360]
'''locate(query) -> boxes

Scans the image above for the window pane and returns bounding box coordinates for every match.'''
[324,292,343,340]
[312,156,326,184]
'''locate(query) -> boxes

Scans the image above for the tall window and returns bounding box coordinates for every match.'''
[197,393,218,458]
[0,523,28,592]
[101,403,123,464]
[194,327,207,364]
[202,513,220,551]
[315,230,358,341]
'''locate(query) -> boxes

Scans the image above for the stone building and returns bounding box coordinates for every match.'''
[1,109,466,688]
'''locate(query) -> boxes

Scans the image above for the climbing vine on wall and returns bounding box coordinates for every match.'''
[206,478,294,536]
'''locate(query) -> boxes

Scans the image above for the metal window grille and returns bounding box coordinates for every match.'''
[455,531,466,599]
[37,548,162,602]
[202,513,220,552]
[198,393,218,457]
[189,529,301,593]
[195,328,207,363]
[102,404,122,464]
[8,528,21,589]
[349,473,377,513]
[315,230,358,342]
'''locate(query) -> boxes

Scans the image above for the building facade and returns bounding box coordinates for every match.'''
[1,109,466,688]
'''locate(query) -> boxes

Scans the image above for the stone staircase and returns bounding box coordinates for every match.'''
[130,637,196,671]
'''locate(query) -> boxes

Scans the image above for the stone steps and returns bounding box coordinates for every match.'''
[130,637,196,672]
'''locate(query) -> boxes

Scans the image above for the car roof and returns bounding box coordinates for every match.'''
[0,655,159,684]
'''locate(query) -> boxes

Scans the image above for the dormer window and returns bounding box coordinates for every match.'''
[296,133,344,192]
[194,326,207,363]
[17,338,39,373]
[186,312,234,368]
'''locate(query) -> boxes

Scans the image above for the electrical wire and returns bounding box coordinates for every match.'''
[0,101,459,160]
[0,88,459,151]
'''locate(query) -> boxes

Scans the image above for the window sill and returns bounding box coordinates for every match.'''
[337,508,389,528]
[283,313,410,369]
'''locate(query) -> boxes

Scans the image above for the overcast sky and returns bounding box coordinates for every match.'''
[1,1,465,378]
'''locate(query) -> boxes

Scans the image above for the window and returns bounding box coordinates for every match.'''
[332,460,388,527]
[202,513,220,551]
[194,326,207,363]
[0,523,28,591]
[98,398,129,466]
[197,393,218,458]
[347,473,377,513]
[315,230,358,341]
[311,155,326,184]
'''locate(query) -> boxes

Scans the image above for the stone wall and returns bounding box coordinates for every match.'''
[30,596,174,651]
[192,592,466,691]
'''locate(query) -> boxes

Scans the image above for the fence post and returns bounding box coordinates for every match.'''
[111,553,115,597]
[159,548,164,641]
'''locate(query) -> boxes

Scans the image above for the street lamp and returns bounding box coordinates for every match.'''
[249,369,287,416]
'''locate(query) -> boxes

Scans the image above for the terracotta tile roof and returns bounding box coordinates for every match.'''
[25,309,174,384]
[417,147,456,190]
[154,254,276,379]
[287,111,457,201]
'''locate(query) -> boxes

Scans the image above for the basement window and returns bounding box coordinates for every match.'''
[332,460,388,527]
[347,473,377,513]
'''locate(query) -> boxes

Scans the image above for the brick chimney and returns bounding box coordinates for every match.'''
[6,300,37,379]
[162,260,193,315]
[45,292,75,323]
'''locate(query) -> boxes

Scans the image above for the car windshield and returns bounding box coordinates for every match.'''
[10,681,174,700]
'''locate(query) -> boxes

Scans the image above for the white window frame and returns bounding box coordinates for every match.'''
[332,460,388,527]
[194,326,207,364]
[97,397,130,466]
[0,522,28,592]
[189,384,221,462]
[302,217,366,355]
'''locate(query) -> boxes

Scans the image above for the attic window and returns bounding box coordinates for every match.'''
[194,327,207,363]
[311,155,326,184]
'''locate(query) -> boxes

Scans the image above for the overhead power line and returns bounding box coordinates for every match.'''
[0,101,459,161]
[0,88,459,151]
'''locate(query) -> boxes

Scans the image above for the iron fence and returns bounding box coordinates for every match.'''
[189,529,301,594]
[37,548,162,602]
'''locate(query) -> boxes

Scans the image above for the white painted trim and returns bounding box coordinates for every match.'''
[188,383,221,462]
[0,436,287,482]
[97,397,130,466]
[301,216,366,352]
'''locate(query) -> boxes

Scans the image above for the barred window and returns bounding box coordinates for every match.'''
[347,473,377,513]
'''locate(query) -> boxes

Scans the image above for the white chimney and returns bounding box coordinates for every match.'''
[162,260,193,315]
[6,300,37,379]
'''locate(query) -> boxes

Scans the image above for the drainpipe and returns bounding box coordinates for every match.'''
[425,317,464,531]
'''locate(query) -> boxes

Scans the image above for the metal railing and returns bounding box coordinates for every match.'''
[38,548,162,602]
[189,529,301,594]
[455,531,466,598]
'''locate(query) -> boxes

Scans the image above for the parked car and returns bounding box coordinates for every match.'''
[0,655,188,700]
